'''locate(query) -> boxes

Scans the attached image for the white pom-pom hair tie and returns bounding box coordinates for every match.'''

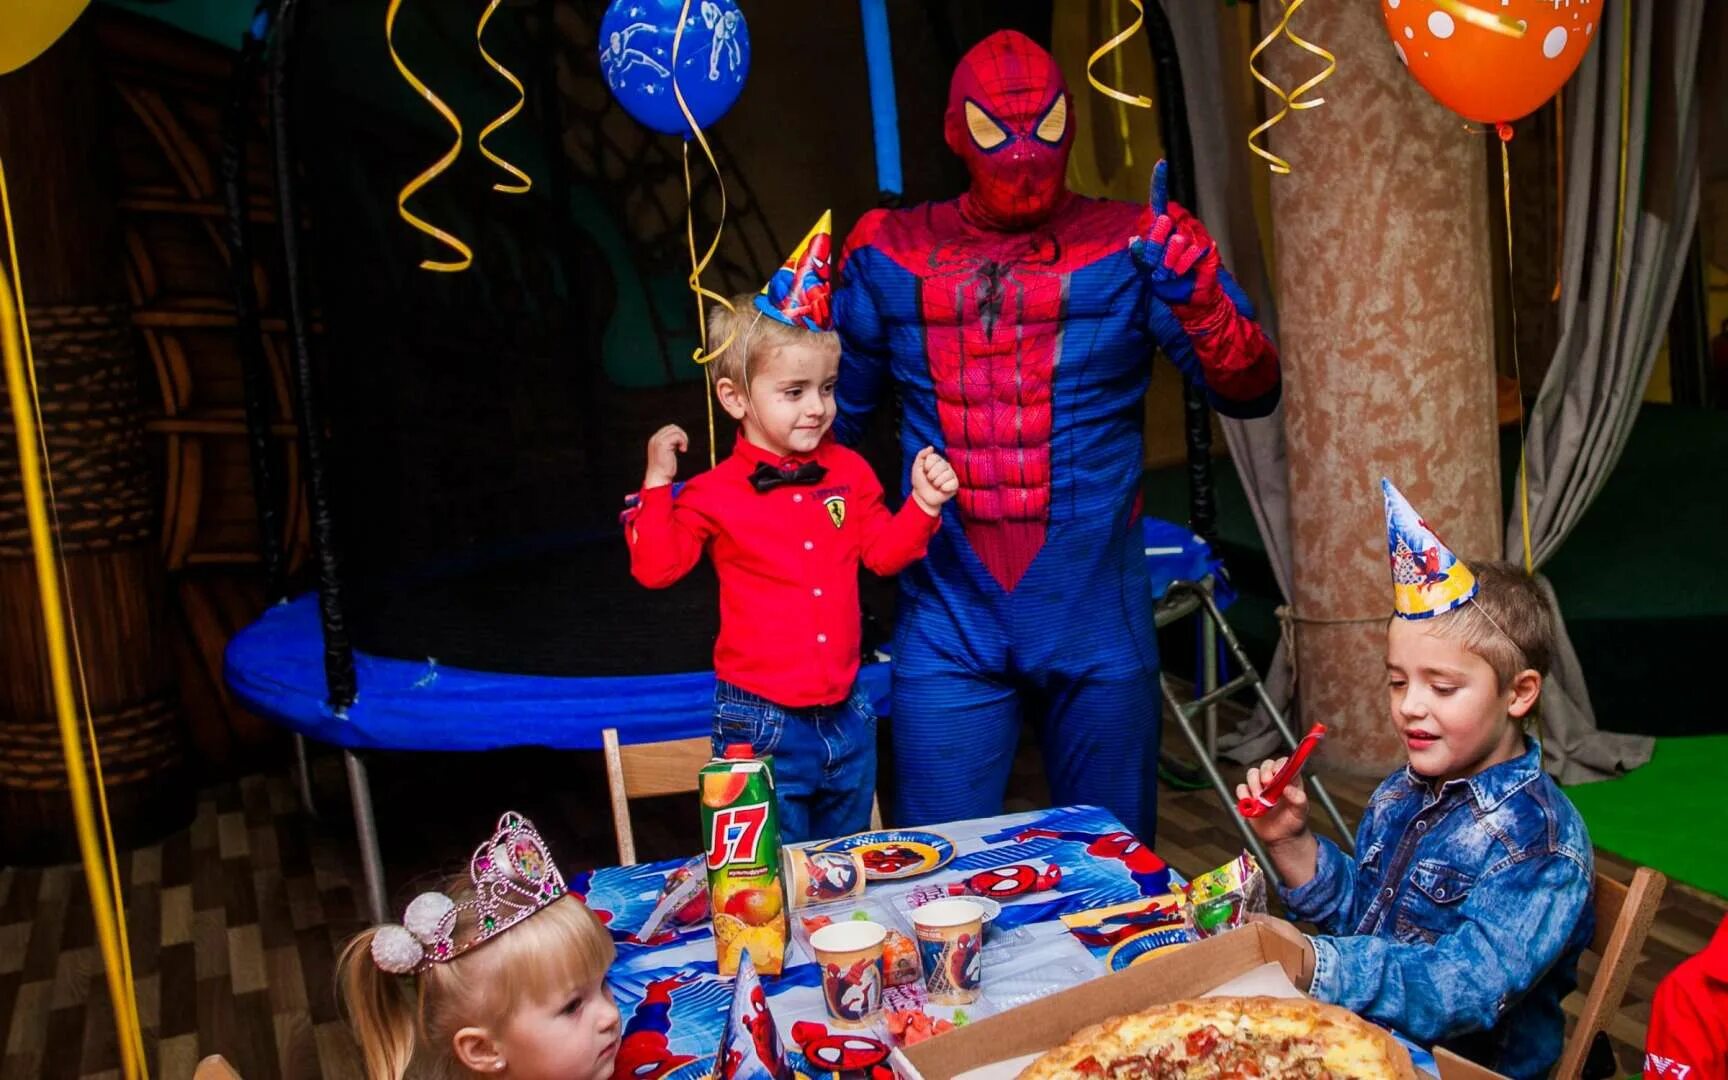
[367,811,572,975]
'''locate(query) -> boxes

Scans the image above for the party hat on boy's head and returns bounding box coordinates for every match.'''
[755,210,834,332]
[715,951,791,1080]
[1382,478,1477,620]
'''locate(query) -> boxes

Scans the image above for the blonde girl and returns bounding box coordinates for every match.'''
[337,812,621,1080]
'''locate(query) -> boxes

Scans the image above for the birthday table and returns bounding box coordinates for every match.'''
[575,805,1179,1080]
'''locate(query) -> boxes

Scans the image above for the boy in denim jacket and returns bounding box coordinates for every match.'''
[1244,480,1594,1079]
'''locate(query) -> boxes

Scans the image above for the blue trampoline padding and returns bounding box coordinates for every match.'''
[225,522,1218,753]
[223,594,894,752]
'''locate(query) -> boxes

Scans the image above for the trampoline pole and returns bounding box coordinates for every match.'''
[345,750,389,924]
[267,0,358,709]
[223,3,288,601]
[293,733,319,819]
[1141,1,1220,551]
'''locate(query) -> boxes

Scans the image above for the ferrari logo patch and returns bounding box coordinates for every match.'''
[824,495,846,529]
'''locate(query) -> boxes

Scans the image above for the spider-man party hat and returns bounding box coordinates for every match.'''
[715,951,790,1080]
[1383,478,1477,620]
[755,210,833,332]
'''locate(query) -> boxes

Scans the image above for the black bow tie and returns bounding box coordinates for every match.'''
[748,460,828,493]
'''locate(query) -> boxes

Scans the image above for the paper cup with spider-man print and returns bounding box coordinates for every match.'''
[810,920,887,1027]
[785,847,866,909]
[910,898,983,1004]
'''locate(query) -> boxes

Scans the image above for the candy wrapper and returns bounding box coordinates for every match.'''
[1182,852,1267,939]
[716,951,791,1080]
[635,855,708,943]
[882,929,921,987]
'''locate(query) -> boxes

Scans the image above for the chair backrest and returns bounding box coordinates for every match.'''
[601,728,883,865]
[602,729,714,865]
[1553,866,1667,1080]
[194,1056,244,1080]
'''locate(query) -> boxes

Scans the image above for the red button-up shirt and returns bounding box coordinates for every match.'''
[626,434,939,707]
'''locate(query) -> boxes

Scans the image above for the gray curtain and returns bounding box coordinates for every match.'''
[1514,0,1703,783]
[1162,4,1297,765]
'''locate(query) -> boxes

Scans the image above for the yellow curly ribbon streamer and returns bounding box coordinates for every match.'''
[385,0,472,271]
[1086,0,1152,111]
[1245,0,1338,174]
[1246,0,1297,174]
[1428,0,1527,39]
[669,0,739,468]
[476,0,531,195]
[2,158,150,1080]
[1280,4,1337,114]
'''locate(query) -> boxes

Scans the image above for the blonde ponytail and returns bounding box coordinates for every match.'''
[337,927,421,1080]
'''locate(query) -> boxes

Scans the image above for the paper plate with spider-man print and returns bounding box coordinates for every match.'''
[814,830,954,881]
[1104,927,1190,971]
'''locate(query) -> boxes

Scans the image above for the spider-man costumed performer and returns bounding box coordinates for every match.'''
[833,31,1279,839]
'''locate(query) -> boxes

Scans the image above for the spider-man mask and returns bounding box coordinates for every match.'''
[944,31,1073,231]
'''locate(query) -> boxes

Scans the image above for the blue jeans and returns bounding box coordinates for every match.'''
[712,680,877,845]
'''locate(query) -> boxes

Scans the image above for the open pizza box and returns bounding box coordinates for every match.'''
[890,924,1506,1080]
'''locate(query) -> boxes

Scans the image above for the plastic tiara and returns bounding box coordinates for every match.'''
[370,810,569,975]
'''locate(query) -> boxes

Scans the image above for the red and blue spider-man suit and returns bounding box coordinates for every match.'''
[833,31,1279,839]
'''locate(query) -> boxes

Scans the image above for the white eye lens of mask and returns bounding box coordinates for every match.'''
[1034,94,1067,144]
[965,100,1008,150]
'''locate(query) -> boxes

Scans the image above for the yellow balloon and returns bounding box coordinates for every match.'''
[0,0,92,76]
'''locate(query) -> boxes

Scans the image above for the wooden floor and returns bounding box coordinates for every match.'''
[1,725,1720,1080]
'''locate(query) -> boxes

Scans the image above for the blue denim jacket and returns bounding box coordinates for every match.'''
[1285,739,1594,1079]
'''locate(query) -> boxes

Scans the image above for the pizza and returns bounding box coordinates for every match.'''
[1018,997,1418,1080]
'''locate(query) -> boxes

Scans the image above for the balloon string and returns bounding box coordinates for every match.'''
[1552,93,1563,302]
[1612,0,1630,303]
[476,0,531,195]
[669,0,738,468]
[1086,0,1152,110]
[1498,134,1533,574]
[0,159,149,1080]
[682,143,717,467]
[385,0,472,271]
[1427,0,1528,38]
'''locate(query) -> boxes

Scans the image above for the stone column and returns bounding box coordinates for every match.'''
[1263,1,1501,774]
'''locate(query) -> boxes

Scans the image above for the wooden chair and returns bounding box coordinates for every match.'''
[193,1056,244,1080]
[1554,866,1667,1079]
[602,728,881,865]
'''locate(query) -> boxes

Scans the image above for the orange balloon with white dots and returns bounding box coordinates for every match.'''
[1380,0,1597,126]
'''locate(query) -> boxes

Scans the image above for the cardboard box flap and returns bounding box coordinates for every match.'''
[901,925,1307,1080]
[898,924,1509,1080]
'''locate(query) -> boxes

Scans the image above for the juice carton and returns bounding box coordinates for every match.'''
[700,744,787,975]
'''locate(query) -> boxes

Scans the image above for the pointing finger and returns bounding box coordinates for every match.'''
[1150,159,1169,217]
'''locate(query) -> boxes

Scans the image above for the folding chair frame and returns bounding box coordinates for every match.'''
[1156,579,1354,891]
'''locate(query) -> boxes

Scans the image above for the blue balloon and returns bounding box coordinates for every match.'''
[599,0,750,137]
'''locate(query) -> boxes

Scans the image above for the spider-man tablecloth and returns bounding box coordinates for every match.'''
[832,31,1280,839]
[577,805,1177,1080]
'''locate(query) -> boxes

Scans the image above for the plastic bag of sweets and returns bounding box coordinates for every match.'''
[635,855,710,943]
[1182,852,1267,939]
